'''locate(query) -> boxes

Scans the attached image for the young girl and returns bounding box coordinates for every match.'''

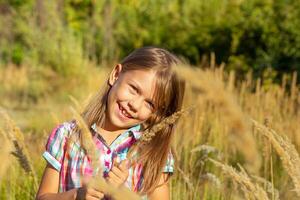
[36,46,185,200]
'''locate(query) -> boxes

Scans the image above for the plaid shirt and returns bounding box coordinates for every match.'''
[43,120,174,198]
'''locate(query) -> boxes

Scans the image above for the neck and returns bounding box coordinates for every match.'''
[98,126,125,136]
[97,120,126,136]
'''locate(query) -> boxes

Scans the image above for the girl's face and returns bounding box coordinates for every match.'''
[104,64,157,131]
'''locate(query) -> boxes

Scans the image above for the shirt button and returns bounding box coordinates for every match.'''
[107,149,111,154]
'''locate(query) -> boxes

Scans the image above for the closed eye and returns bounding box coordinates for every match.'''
[129,84,138,93]
[146,101,155,110]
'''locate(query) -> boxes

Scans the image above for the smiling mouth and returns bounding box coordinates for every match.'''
[118,103,133,119]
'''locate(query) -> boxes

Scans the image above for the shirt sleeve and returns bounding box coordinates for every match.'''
[162,150,174,173]
[42,122,70,171]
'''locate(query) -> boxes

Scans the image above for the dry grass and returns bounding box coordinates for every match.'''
[0,128,13,181]
[252,119,300,197]
[170,65,299,199]
[175,65,261,173]
[69,106,101,174]
[140,108,191,143]
[89,174,140,200]
[209,158,270,200]
[0,108,38,191]
[0,63,300,200]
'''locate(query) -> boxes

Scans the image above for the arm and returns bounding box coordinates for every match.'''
[37,123,104,200]
[36,163,104,200]
[147,173,171,200]
[36,163,77,200]
[36,124,79,200]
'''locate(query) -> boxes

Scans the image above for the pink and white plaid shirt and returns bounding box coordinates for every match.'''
[43,120,174,198]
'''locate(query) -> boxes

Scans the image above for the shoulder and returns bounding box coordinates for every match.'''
[47,120,77,141]
[60,119,77,133]
[43,120,78,171]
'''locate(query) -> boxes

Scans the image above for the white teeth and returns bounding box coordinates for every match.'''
[121,106,131,118]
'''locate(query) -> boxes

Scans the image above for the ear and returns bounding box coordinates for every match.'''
[108,64,123,86]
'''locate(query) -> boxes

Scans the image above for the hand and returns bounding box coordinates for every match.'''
[76,178,104,200]
[106,158,130,188]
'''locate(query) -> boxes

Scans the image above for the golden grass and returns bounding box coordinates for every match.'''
[69,106,101,174]
[0,63,300,200]
[175,65,261,173]
[0,108,38,191]
[252,119,300,197]
[0,128,13,181]
[89,174,140,200]
[210,158,270,200]
[140,108,191,143]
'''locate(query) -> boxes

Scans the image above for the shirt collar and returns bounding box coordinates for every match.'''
[90,123,142,140]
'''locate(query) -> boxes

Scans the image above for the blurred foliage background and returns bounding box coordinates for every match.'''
[1,0,300,79]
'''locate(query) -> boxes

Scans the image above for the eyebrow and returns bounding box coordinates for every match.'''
[130,80,156,106]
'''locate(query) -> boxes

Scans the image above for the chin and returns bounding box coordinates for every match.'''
[110,115,132,129]
[115,118,142,130]
[108,101,142,130]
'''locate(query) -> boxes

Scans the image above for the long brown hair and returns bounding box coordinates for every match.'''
[80,46,185,195]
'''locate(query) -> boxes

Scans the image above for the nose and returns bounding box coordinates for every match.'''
[128,97,143,113]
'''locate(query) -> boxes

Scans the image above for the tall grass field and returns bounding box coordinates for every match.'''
[1,0,300,199]
[0,62,299,200]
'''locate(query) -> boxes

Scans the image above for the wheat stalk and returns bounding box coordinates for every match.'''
[0,128,13,181]
[251,175,279,200]
[199,173,221,189]
[175,165,194,191]
[252,119,300,197]
[89,174,141,200]
[69,106,101,175]
[209,158,269,200]
[139,107,191,143]
[11,140,32,173]
[174,65,261,173]
[69,95,84,112]
[0,108,38,190]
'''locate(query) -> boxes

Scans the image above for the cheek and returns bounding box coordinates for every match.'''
[109,85,130,103]
[137,108,153,121]
[115,85,134,101]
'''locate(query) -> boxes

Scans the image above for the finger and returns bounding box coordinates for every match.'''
[107,176,119,187]
[108,171,122,183]
[87,188,104,198]
[111,166,129,181]
[111,165,124,178]
[112,159,130,173]
[112,156,120,166]
[112,167,129,182]
[87,188,102,197]
[86,194,103,200]
[82,176,91,186]
[119,159,130,171]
